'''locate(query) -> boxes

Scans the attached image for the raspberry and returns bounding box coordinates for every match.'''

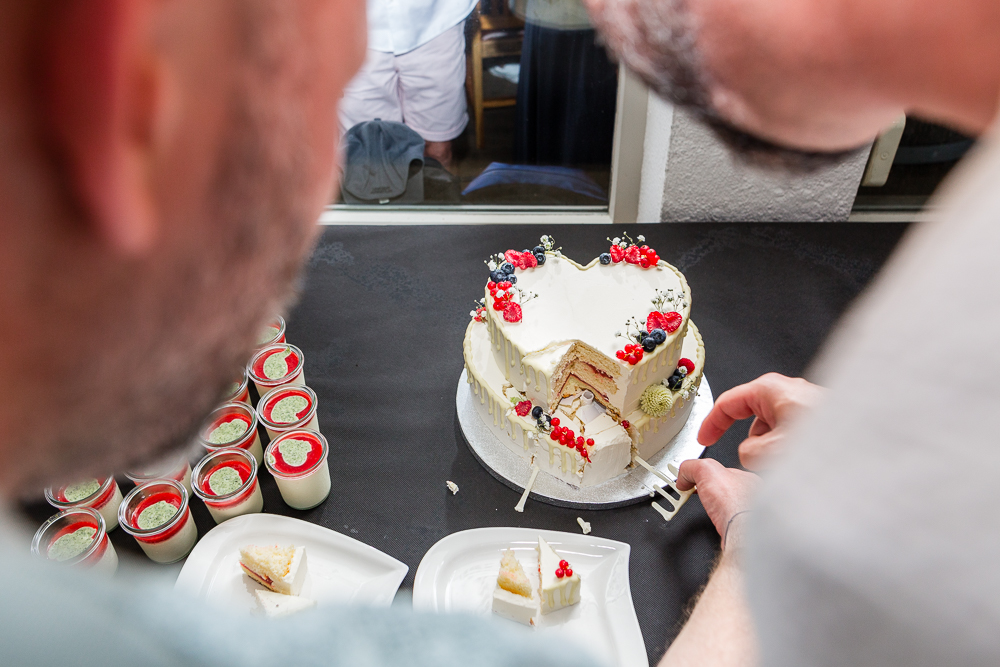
[677,358,695,375]
[504,249,520,265]
[609,245,625,263]
[624,245,641,264]
[522,252,538,269]
[502,302,522,323]
[515,400,532,417]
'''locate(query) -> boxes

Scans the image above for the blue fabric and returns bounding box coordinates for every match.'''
[461,163,608,201]
[0,511,603,667]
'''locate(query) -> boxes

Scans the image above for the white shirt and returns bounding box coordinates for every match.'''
[747,119,1000,666]
[367,0,478,55]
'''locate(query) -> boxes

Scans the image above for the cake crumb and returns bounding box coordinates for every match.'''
[445,481,459,495]
[577,517,592,534]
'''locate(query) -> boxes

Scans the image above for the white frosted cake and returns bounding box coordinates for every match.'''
[463,234,706,488]
[536,537,580,613]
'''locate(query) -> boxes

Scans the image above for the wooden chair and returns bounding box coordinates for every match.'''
[466,0,524,150]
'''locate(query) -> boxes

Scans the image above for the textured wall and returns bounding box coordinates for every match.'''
[646,106,870,222]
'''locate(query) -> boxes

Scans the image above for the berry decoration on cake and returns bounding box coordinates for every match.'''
[537,537,581,614]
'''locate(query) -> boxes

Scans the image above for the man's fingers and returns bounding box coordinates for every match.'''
[676,458,723,491]
[738,431,782,470]
[747,415,772,437]
[698,378,780,445]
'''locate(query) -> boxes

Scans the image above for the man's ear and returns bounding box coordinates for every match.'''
[41,0,160,255]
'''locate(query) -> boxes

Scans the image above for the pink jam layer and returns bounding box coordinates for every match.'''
[269,434,323,475]
[205,414,252,443]
[56,478,114,508]
[200,460,257,507]
[47,521,106,563]
[251,348,300,382]
[262,389,312,424]
[129,491,187,543]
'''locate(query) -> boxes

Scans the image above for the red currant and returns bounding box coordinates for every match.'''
[555,568,565,579]
[639,257,650,268]
[498,281,512,290]
[550,417,560,427]
[622,420,630,429]
[576,437,584,446]
[487,281,496,290]
[564,568,573,577]
[550,431,559,441]
[586,438,595,446]
[492,300,504,311]
[616,350,626,360]
[559,559,569,569]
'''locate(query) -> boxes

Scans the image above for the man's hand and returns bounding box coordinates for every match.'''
[676,459,758,550]
[698,373,823,470]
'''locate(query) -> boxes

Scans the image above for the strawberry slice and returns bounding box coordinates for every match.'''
[503,302,523,323]
[515,400,532,416]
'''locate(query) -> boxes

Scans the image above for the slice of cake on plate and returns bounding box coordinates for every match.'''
[536,537,580,613]
[239,544,307,596]
[254,589,317,618]
[491,548,538,626]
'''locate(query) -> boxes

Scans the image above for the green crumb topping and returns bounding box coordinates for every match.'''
[258,326,279,346]
[271,396,308,424]
[48,526,97,562]
[278,439,312,467]
[137,500,178,530]
[263,350,292,380]
[640,384,674,418]
[208,466,243,495]
[64,479,101,503]
[209,419,248,444]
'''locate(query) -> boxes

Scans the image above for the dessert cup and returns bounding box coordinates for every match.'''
[256,316,286,349]
[199,401,263,465]
[31,507,118,576]
[257,385,320,440]
[222,367,251,406]
[247,343,305,396]
[192,448,264,523]
[125,454,193,495]
[119,479,197,564]
[265,429,331,510]
[45,476,124,531]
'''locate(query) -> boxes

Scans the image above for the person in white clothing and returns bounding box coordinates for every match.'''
[339,0,478,170]
[582,0,1000,664]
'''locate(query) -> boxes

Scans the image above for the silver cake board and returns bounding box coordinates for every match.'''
[456,370,712,510]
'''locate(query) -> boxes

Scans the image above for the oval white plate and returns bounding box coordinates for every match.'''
[175,514,407,611]
[413,527,647,667]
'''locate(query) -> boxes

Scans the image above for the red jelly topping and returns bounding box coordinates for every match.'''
[268,434,323,475]
[262,389,313,424]
[251,348,301,382]
[200,460,252,496]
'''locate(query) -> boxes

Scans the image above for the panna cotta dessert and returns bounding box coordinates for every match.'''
[239,544,308,595]
[199,401,263,465]
[492,549,538,626]
[125,453,193,495]
[264,429,331,510]
[222,368,251,406]
[247,344,305,396]
[537,537,581,613]
[31,507,118,576]
[192,447,264,523]
[256,316,286,349]
[119,479,197,564]
[45,476,124,531]
[256,386,320,440]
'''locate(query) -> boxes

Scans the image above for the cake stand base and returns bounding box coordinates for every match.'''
[456,370,713,509]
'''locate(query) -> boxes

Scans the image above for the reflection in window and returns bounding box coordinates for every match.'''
[335,0,618,207]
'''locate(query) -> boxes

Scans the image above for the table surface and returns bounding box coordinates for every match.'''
[23,223,909,665]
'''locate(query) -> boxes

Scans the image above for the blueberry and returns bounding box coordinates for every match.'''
[667,373,684,390]
[522,249,532,255]
[531,406,543,419]
[642,338,657,352]
[534,253,546,265]
[507,274,517,285]
[500,262,514,274]
[650,328,666,344]
[638,331,648,341]
[599,253,612,265]
[490,270,504,283]
[533,245,545,255]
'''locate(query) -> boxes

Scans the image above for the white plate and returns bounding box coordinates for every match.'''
[413,527,647,667]
[175,514,408,611]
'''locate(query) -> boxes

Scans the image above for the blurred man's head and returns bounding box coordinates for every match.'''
[586,0,1000,168]
[0,0,364,496]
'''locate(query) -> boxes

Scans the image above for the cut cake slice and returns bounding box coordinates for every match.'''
[492,548,537,626]
[536,537,581,614]
[239,544,308,596]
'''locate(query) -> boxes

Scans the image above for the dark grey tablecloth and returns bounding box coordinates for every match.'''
[24,223,909,665]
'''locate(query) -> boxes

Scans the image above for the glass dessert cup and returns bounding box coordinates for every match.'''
[247,343,305,397]
[192,447,264,524]
[257,385,320,440]
[119,479,197,564]
[265,429,331,510]
[256,316,287,349]
[198,401,263,465]
[31,507,118,576]
[44,476,124,531]
[125,453,193,496]
[222,367,251,406]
